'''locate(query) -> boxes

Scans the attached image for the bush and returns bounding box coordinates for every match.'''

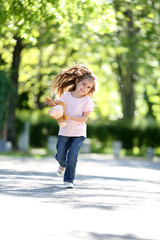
[30,116,59,147]
[16,112,160,150]
[87,120,160,150]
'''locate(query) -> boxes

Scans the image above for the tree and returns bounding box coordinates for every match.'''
[8,36,23,146]
[112,1,142,120]
[110,0,160,120]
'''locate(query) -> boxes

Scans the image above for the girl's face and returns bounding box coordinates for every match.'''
[75,78,94,97]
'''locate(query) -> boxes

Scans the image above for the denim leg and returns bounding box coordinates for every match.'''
[64,136,85,183]
[55,136,70,168]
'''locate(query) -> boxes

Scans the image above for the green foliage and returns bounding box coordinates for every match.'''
[2,0,159,121]
[87,120,160,150]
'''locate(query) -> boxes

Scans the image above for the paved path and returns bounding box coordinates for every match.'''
[0,154,160,240]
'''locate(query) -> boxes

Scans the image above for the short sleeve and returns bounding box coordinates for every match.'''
[60,94,65,101]
[83,99,94,112]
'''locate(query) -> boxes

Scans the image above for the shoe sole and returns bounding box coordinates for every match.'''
[66,186,73,189]
[65,182,74,188]
[57,172,64,176]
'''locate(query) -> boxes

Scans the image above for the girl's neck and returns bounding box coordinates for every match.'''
[71,91,86,99]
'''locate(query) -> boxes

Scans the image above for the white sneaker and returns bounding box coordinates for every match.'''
[65,182,74,188]
[57,166,65,176]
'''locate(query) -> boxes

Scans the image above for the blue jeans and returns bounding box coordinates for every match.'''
[55,135,85,183]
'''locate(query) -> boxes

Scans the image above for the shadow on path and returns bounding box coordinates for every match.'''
[79,154,160,171]
[89,232,153,240]
[0,165,159,212]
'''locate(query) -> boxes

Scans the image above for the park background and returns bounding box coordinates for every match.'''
[0,0,160,157]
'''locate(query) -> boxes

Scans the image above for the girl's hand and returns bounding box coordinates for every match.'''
[45,97,56,107]
[65,115,71,120]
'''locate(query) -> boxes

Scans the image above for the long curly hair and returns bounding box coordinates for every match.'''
[51,64,96,98]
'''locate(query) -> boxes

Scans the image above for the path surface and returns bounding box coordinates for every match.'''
[0,154,160,240]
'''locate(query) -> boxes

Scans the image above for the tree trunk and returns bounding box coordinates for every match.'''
[144,89,155,119]
[120,74,135,120]
[36,47,43,109]
[114,3,138,120]
[116,54,136,120]
[7,36,23,148]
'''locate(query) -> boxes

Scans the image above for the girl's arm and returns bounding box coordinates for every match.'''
[66,111,91,123]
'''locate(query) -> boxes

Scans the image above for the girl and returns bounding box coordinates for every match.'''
[51,64,97,188]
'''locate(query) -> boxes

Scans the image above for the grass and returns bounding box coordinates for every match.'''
[0,148,49,158]
[0,146,159,158]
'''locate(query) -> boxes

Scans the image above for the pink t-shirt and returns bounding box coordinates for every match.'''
[58,92,94,137]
